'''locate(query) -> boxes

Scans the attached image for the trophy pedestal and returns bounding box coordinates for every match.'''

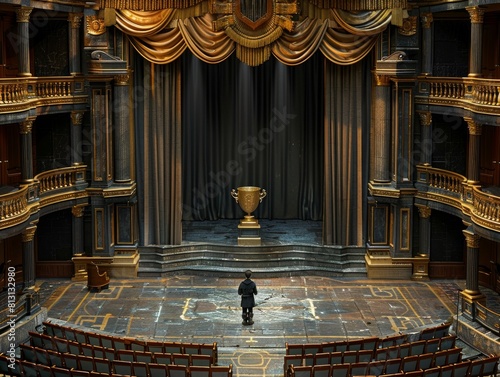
[238,219,261,246]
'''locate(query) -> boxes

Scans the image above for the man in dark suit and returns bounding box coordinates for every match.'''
[238,270,258,325]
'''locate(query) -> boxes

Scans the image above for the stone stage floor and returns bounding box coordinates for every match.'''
[182,219,323,245]
[37,275,486,377]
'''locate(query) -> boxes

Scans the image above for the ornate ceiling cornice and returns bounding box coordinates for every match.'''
[98,0,407,10]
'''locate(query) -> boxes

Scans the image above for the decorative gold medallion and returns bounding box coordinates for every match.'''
[86,15,106,35]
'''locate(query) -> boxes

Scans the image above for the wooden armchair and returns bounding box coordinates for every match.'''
[87,263,110,292]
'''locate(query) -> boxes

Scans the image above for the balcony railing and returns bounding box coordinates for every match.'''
[0,165,87,230]
[416,165,500,232]
[0,76,86,113]
[37,166,86,194]
[417,76,500,116]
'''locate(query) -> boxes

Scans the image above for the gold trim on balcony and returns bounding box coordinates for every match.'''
[416,76,500,116]
[0,76,87,115]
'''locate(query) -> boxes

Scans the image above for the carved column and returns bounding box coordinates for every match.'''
[420,13,433,76]
[16,6,32,77]
[68,13,83,76]
[411,205,431,280]
[371,73,391,183]
[113,72,132,183]
[20,118,34,181]
[464,117,482,184]
[70,111,84,165]
[416,205,431,256]
[417,111,433,165]
[22,225,37,290]
[461,229,485,320]
[466,6,485,77]
[72,205,86,256]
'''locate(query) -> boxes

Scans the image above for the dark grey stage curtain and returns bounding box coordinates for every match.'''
[181,51,324,221]
[134,50,369,246]
[323,58,370,246]
[134,57,183,245]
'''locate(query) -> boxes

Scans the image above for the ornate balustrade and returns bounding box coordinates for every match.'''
[36,166,86,194]
[417,76,500,116]
[428,77,466,100]
[416,165,500,232]
[0,185,30,225]
[0,79,28,104]
[0,76,86,113]
[0,165,88,231]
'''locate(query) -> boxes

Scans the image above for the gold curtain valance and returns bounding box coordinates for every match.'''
[115,6,394,66]
[100,0,406,10]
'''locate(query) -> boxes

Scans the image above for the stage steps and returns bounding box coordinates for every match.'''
[137,244,367,277]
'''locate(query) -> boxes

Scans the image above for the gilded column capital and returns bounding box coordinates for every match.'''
[68,13,83,29]
[373,72,391,86]
[417,111,432,127]
[416,205,431,219]
[114,73,131,86]
[71,111,84,126]
[72,205,86,218]
[16,6,33,23]
[420,13,433,29]
[398,16,417,36]
[466,6,485,24]
[22,225,37,243]
[19,118,35,134]
[463,230,480,248]
[464,117,482,136]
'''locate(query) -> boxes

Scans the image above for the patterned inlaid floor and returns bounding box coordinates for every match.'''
[39,276,476,377]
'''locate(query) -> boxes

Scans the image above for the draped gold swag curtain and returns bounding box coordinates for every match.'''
[114,8,392,66]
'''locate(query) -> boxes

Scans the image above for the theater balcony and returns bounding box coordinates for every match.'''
[0,76,87,125]
[0,165,88,237]
[415,76,500,128]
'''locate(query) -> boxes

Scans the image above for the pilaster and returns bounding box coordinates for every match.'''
[464,117,482,184]
[466,6,485,78]
[16,6,32,77]
[420,13,433,76]
[21,225,37,290]
[19,118,34,182]
[68,13,83,76]
[371,73,391,184]
[460,228,485,321]
[417,111,432,165]
[72,204,87,256]
[113,72,132,183]
[71,111,85,165]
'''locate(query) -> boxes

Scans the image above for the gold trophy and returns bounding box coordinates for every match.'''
[231,186,266,245]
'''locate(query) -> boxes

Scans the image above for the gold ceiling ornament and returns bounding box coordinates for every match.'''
[86,15,107,35]
[210,0,299,66]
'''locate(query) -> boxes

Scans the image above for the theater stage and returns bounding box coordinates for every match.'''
[182,219,323,246]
